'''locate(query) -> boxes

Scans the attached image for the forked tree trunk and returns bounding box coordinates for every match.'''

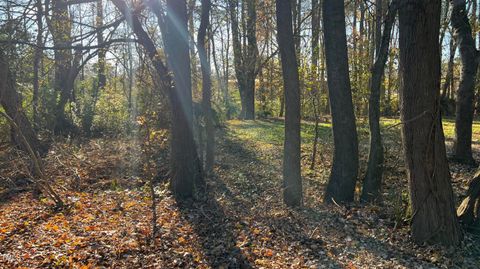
[361,0,398,203]
[398,0,461,246]
[323,0,359,203]
[277,0,303,207]
[451,0,479,165]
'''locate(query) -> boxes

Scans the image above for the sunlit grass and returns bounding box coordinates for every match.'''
[227,117,480,148]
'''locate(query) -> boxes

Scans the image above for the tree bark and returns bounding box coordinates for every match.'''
[112,0,200,198]
[164,0,199,197]
[198,0,215,174]
[374,0,383,57]
[82,0,106,136]
[361,0,398,203]
[277,0,303,207]
[442,38,457,101]
[323,0,359,204]
[310,0,321,169]
[398,0,461,245]
[48,0,75,134]
[228,0,257,120]
[457,169,480,226]
[451,0,479,165]
[0,49,45,157]
[33,0,43,129]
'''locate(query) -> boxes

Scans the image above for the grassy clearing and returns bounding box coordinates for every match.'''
[227,117,480,147]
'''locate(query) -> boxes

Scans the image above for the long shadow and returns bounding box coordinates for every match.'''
[176,188,253,268]
[216,121,445,267]
[174,129,259,268]
[176,124,342,268]
[179,121,428,268]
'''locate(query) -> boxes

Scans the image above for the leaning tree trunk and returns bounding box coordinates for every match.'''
[398,0,461,246]
[361,0,398,203]
[0,49,45,157]
[323,0,359,204]
[277,0,303,207]
[451,0,479,165]
[198,0,215,174]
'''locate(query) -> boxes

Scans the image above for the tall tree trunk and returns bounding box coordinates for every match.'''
[164,0,198,197]
[211,24,231,120]
[198,0,214,174]
[310,0,321,169]
[113,0,200,198]
[374,0,383,57]
[33,0,43,129]
[440,1,451,46]
[292,0,302,59]
[277,0,303,207]
[398,0,461,246]
[228,0,257,120]
[188,0,199,97]
[442,38,457,101]
[0,49,45,157]
[82,0,106,136]
[361,0,398,203]
[49,0,75,134]
[452,0,479,165]
[244,0,257,119]
[323,0,359,203]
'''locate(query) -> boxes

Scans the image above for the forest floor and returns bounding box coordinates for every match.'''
[1,118,480,268]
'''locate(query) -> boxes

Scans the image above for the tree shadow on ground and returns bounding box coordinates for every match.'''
[176,189,254,268]
[175,126,344,267]
[204,121,448,268]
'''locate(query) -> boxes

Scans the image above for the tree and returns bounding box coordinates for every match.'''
[451,0,479,165]
[398,0,461,245]
[361,0,398,202]
[228,0,258,119]
[82,0,106,136]
[0,48,45,157]
[323,0,359,203]
[198,0,215,174]
[276,0,302,207]
[309,0,321,170]
[112,0,200,198]
[164,0,201,197]
[32,0,43,128]
[47,0,76,133]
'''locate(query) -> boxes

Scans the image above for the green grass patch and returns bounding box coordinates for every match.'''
[226,117,480,148]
